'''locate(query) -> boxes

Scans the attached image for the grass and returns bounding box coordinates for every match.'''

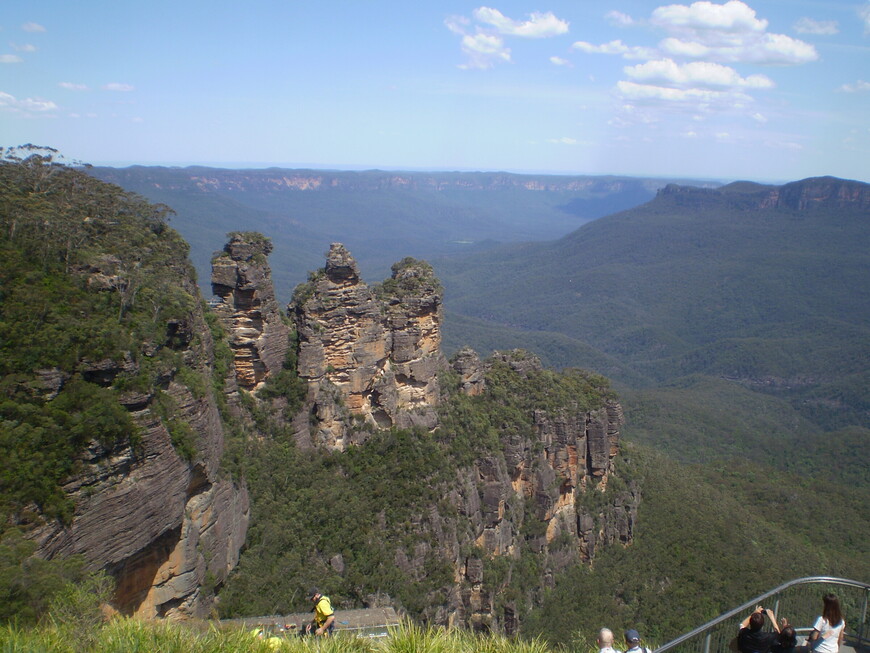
[0,619,563,653]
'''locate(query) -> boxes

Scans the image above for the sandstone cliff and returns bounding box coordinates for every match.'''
[288,244,446,449]
[659,176,870,213]
[0,158,251,621]
[211,232,289,392]
[428,351,636,632]
[28,251,250,620]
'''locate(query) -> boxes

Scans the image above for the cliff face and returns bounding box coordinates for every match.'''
[768,176,870,211]
[279,251,634,631]
[660,176,870,213]
[94,166,679,195]
[289,244,446,449]
[0,158,250,622]
[211,233,289,392]
[28,253,250,620]
[440,352,635,632]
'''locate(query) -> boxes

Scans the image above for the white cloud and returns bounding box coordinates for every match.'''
[549,56,571,67]
[445,15,470,35]
[616,80,747,104]
[860,4,870,35]
[447,7,568,69]
[605,11,635,27]
[0,91,57,113]
[22,22,46,33]
[838,79,870,92]
[547,137,578,145]
[10,43,38,52]
[651,1,767,34]
[575,1,818,128]
[571,39,657,59]
[624,59,773,89]
[764,139,802,151]
[658,31,817,65]
[103,82,135,92]
[648,1,817,64]
[59,82,89,91]
[472,7,569,38]
[793,17,838,35]
[0,54,23,64]
[458,33,511,69]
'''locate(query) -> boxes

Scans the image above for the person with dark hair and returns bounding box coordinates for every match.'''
[807,593,845,653]
[735,605,781,653]
[303,588,335,636]
[771,624,809,653]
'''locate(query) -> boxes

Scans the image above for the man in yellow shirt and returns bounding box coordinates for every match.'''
[306,588,335,636]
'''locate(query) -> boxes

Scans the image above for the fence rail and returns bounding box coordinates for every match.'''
[654,577,869,653]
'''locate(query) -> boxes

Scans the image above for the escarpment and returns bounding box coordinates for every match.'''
[288,244,446,449]
[0,158,249,621]
[28,242,250,621]
[432,351,636,631]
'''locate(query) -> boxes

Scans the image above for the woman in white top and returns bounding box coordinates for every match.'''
[808,593,845,653]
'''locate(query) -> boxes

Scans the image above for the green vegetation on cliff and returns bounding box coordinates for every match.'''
[218,351,616,623]
[0,149,213,602]
[0,149,206,524]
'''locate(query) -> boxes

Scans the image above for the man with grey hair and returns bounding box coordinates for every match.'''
[598,627,623,653]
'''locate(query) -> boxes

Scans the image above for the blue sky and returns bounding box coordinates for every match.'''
[2,0,869,182]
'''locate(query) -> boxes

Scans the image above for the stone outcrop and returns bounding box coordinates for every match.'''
[29,244,249,621]
[211,233,289,392]
[451,347,486,396]
[285,250,634,631]
[289,244,446,449]
[381,350,636,632]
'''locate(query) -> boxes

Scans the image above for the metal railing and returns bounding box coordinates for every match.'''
[654,577,869,652]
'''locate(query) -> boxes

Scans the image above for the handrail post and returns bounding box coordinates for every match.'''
[702,632,711,653]
[860,586,868,644]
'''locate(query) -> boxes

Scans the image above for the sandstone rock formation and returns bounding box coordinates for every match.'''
[211,233,289,392]
[289,244,446,449]
[373,349,636,632]
[29,245,250,620]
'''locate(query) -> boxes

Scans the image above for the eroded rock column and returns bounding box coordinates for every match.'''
[211,233,289,392]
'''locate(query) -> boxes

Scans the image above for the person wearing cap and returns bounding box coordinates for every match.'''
[597,627,623,653]
[625,628,651,653]
[305,588,335,636]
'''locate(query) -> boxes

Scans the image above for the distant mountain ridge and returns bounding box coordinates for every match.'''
[438,175,870,437]
[94,165,715,194]
[88,166,720,303]
[659,175,870,211]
